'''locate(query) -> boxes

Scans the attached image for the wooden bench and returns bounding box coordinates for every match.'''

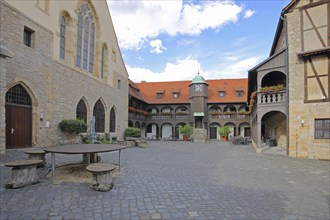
[5,159,43,188]
[86,163,117,192]
[24,149,47,168]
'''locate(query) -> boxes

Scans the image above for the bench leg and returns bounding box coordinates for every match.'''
[90,172,114,192]
[6,166,39,189]
[28,154,46,168]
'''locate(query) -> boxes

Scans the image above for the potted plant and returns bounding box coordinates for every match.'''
[177,124,193,141]
[219,126,231,141]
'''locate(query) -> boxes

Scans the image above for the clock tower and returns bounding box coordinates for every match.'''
[189,72,208,142]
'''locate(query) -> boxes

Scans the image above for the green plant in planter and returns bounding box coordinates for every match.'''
[177,124,193,140]
[219,126,231,139]
[58,119,87,142]
[124,127,141,138]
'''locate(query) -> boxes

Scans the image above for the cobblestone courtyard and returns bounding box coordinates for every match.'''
[0,141,329,220]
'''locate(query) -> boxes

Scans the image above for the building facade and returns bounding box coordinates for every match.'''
[0,0,128,153]
[248,0,329,160]
[129,75,251,141]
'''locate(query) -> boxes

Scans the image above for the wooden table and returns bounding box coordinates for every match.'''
[43,144,125,178]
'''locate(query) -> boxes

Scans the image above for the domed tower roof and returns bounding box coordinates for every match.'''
[191,72,205,84]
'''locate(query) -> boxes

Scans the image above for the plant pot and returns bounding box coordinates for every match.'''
[183,135,189,141]
[222,137,228,141]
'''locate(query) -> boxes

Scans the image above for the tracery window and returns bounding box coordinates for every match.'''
[76,99,87,123]
[60,16,66,60]
[6,84,32,106]
[76,3,95,73]
[110,107,116,133]
[93,99,105,132]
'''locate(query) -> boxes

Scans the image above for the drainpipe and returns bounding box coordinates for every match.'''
[281,11,290,156]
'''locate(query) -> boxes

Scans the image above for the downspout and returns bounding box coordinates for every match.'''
[281,11,290,156]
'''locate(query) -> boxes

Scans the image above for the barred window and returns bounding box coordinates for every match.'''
[110,108,116,133]
[315,119,330,139]
[76,99,87,123]
[23,27,34,47]
[60,16,66,60]
[76,3,95,73]
[6,84,32,106]
[93,99,105,132]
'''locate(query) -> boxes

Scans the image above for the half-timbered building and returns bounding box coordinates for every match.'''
[248,0,329,160]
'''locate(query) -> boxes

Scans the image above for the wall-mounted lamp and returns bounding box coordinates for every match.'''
[40,113,44,121]
[301,120,304,127]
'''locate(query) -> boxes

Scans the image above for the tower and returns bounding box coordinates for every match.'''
[189,72,208,142]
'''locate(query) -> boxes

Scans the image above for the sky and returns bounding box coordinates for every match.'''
[107,0,291,83]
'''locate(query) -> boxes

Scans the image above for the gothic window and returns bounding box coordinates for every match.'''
[110,108,116,133]
[6,84,32,106]
[76,3,95,73]
[60,16,66,60]
[93,99,105,132]
[76,99,87,123]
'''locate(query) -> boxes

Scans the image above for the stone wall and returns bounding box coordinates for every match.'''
[0,2,128,153]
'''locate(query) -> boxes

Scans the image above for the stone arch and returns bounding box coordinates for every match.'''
[147,107,159,113]
[261,111,287,149]
[209,122,221,140]
[223,105,237,113]
[174,122,187,139]
[209,105,222,113]
[224,122,236,138]
[175,105,188,113]
[135,121,140,128]
[146,123,159,139]
[161,106,173,113]
[161,123,173,139]
[238,122,251,137]
[128,120,133,127]
[5,83,37,149]
[261,71,286,87]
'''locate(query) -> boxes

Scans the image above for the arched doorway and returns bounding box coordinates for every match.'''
[261,111,286,149]
[209,123,220,140]
[5,84,32,148]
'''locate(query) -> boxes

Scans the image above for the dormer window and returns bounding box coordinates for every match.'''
[235,88,244,97]
[172,89,180,99]
[156,90,164,99]
[218,91,225,97]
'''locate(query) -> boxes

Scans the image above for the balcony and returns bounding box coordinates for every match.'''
[209,114,251,120]
[259,91,286,105]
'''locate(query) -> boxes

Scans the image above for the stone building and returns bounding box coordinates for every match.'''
[0,0,128,153]
[248,0,329,160]
[129,75,250,142]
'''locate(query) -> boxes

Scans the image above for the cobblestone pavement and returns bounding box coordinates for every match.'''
[0,141,329,220]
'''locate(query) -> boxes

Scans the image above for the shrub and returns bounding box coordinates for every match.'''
[219,126,231,138]
[177,124,193,137]
[58,119,87,137]
[124,127,141,138]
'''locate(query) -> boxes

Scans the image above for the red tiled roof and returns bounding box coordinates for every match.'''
[132,78,248,104]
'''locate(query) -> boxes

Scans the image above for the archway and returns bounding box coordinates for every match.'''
[261,111,286,149]
[146,123,158,139]
[224,122,236,138]
[209,123,220,140]
[175,122,186,139]
[161,123,173,139]
[5,84,33,148]
[261,71,286,87]
[238,122,251,137]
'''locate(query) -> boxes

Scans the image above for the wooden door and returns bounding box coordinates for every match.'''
[244,127,251,137]
[210,127,217,139]
[5,104,32,148]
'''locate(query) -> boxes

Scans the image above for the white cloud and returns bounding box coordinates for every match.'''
[127,56,260,82]
[128,58,202,82]
[149,39,167,54]
[107,1,244,50]
[244,9,256,19]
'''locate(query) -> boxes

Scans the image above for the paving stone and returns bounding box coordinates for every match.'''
[0,142,329,220]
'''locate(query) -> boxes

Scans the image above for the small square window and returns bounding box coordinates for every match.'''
[218,91,225,97]
[23,27,34,47]
[315,119,330,139]
[157,93,163,99]
[173,93,179,99]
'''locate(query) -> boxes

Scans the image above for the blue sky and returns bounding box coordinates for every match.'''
[107,0,290,82]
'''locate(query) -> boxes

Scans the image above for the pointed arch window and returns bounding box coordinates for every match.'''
[60,16,66,60]
[76,3,95,73]
[76,99,87,123]
[6,84,32,106]
[110,107,116,133]
[101,44,107,78]
[93,99,105,132]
